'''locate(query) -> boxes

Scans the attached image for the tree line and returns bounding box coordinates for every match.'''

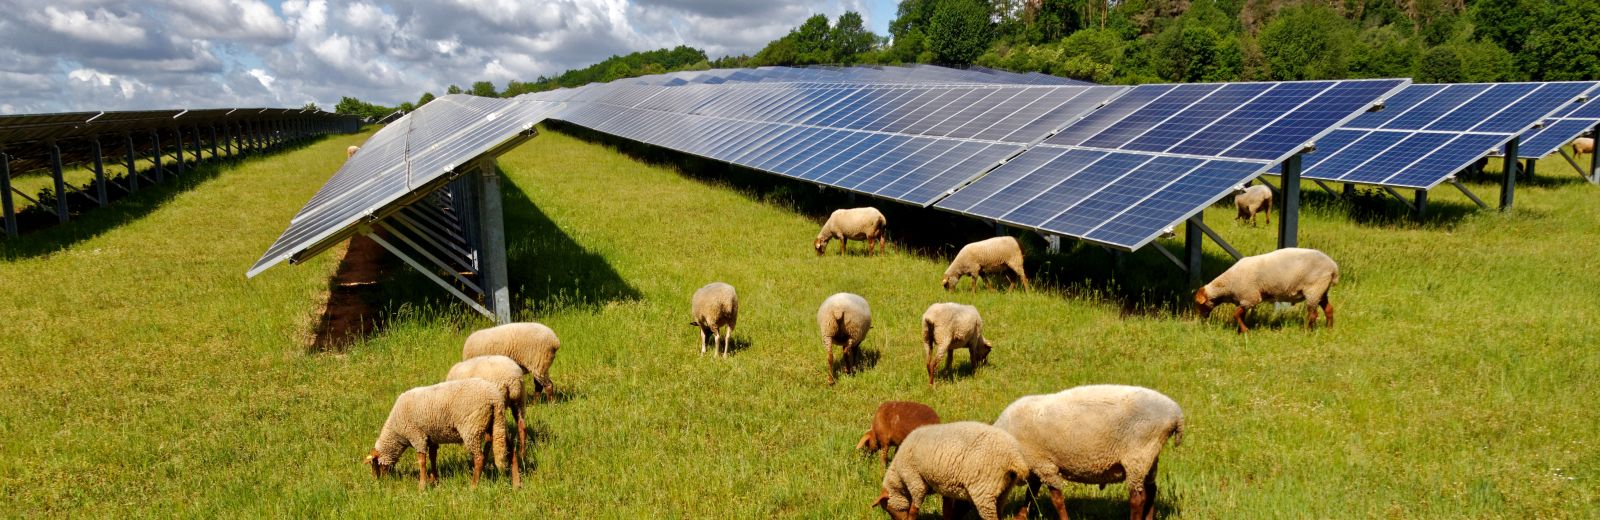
[337,0,1599,119]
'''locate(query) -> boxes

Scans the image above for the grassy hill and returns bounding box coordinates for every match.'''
[1,126,1596,517]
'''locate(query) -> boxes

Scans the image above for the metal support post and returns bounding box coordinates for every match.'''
[994,221,1005,237]
[1185,214,1204,287]
[91,138,107,206]
[1523,158,1536,182]
[49,142,68,223]
[1500,138,1520,210]
[175,128,186,177]
[1277,153,1302,249]
[1343,182,1355,198]
[1,152,15,237]
[1449,178,1489,209]
[1414,189,1428,219]
[364,227,495,319]
[125,135,139,192]
[152,132,164,183]
[476,161,512,324]
[192,126,202,166]
[1590,122,1600,183]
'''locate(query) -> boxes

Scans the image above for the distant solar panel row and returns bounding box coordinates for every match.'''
[1302,81,1597,189]
[1517,87,1600,158]
[622,64,1088,87]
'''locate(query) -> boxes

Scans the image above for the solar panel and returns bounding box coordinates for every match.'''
[1304,81,1597,188]
[1519,118,1599,158]
[248,95,558,277]
[937,79,1406,250]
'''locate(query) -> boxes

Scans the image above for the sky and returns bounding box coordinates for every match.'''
[0,0,900,115]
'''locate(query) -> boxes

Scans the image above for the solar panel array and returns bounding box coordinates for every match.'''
[936,79,1407,250]
[248,95,558,276]
[1300,82,1596,189]
[1517,86,1600,158]
[620,64,1089,87]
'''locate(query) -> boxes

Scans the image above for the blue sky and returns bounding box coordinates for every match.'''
[0,0,901,114]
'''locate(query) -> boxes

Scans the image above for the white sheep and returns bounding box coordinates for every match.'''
[1194,247,1339,333]
[346,145,361,158]
[814,207,887,256]
[1574,137,1594,162]
[1234,184,1272,226]
[818,292,871,385]
[689,282,738,357]
[871,421,1031,520]
[941,236,1029,292]
[993,385,1184,520]
[364,379,517,489]
[446,355,528,465]
[921,302,992,387]
[463,322,560,401]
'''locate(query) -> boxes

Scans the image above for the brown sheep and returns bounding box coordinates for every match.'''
[856,401,942,466]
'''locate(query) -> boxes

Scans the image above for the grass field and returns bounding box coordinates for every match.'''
[1,125,1597,517]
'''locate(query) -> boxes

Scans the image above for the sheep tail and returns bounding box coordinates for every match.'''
[1330,268,1340,287]
[1170,415,1185,448]
[491,399,510,471]
[922,319,935,352]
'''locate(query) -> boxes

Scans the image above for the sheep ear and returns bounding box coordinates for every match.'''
[1193,286,1209,304]
[870,492,890,509]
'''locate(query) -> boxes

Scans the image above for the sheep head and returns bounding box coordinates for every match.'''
[973,339,993,367]
[870,490,914,520]
[813,238,828,256]
[1194,287,1215,318]
[856,431,878,452]
[940,275,954,291]
[365,449,391,478]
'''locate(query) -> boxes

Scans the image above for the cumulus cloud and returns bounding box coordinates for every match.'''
[0,0,890,114]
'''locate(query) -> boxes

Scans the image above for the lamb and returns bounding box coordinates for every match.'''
[1234,184,1272,226]
[856,400,942,466]
[364,379,518,489]
[941,236,1029,292]
[871,421,1031,520]
[817,292,871,385]
[1194,247,1339,333]
[814,207,887,256]
[921,302,992,387]
[463,322,560,401]
[993,385,1184,520]
[346,145,361,158]
[689,282,738,357]
[446,355,528,465]
[1574,137,1594,161]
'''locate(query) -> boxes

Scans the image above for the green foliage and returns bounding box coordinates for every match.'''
[927,0,993,65]
[1258,4,1355,80]
[446,84,463,95]
[1151,2,1242,82]
[1349,24,1422,79]
[830,11,879,64]
[333,96,394,121]
[1021,0,1087,44]
[416,92,435,107]
[1520,0,1600,81]
[889,0,939,62]
[469,81,498,98]
[752,12,881,66]
[1469,0,1552,56]
[300,102,321,111]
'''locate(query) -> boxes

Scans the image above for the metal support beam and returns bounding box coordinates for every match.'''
[1414,189,1428,219]
[91,138,107,206]
[994,221,1005,237]
[1150,240,1186,273]
[1185,214,1204,286]
[151,132,164,184]
[1559,148,1586,179]
[1590,122,1600,183]
[364,227,495,319]
[49,142,68,223]
[192,126,202,166]
[1449,178,1489,209]
[175,127,186,177]
[376,220,483,294]
[1,152,14,237]
[1192,217,1243,261]
[1523,158,1536,183]
[476,161,512,324]
[1276,153,1302,249]
[1500,138,1520,210]
[209,125,219,161]
[125,135,139,193]
[1312,179,1339,196]
[1343,182,1356,198]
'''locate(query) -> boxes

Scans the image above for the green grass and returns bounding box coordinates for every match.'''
[2,126,1598,517]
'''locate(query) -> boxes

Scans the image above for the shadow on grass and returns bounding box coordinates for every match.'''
[546,121,1234,318]
[693,333,754,357]
[0,136,331,260]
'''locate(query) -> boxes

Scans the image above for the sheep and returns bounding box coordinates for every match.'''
[446,355,528,465]
[1194,247,1339,333]
[1234,184,1272,226]
[346,145,361,158]
[689,282,738,357]
[870,421,1031,520]
[993,385,1184,520]
[856,400,942,466]
[921,302,992,387]
[941,236,1030,292]
[364,379,518,490]
[817,292,871,385]
[814,207,887,256]
[463,322,560,402]
[1574,137,1594,162]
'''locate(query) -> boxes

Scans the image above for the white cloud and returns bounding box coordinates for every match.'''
[67,68,142,99]
[247,68,275,89]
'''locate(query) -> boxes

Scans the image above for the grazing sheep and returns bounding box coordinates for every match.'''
[993,385,1184,520]
[364,379,517,490]
[346,145,361,158]
[871,421,1031,520]
[817,292,872,385]
[446,355,528,465]
[1234,184,1272,226]
[689,282,738,357]
[1575,137,1594,162]
[941,236,1030,292]
[921,302,992,387]
[1195,247,1339,333]
[814,207,887,256]
[856,401,942,466]
[463,322,560,401]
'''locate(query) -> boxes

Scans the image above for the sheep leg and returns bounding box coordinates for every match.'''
[840,237,848,256]
[416,451,429,491]
[1264,199,1272,225]
[1141,460,1159,520]
[426,442,439,483]
[1232,306,1250,333]
[699,326,708,355]
[825,339,836,385]
[1013,263,1031,291]
[470,447,484,488]
[1322,297,1335,328]
[945,495,978,520]
[1128,484,1145,520]
[1049,487,1069,520]
[513,405,527,465]
[1305,303,1319,329]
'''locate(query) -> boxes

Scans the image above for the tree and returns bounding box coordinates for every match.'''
[1470,0,1552,56]
[793,14,833,64]
[469,81,498,97]
[829,11,878,64]
[888,0,939,62]
[1417,45,1465,83]
[1022,0,1086,44]
[301,102,321,111]
[398,102,416,113]
[927,0,992,65]
[1349,25,1421,79]
[446,85,463,95]
[417,92,436,107]
[1257,5,1354,80]
[1520,0,1600,81]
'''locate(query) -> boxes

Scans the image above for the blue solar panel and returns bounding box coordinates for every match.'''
[1382,133,1506,188]
[936,147,1069,213]
[1519,119,1598,158]
[1472,82,1592,133]
[1380,84,1490,129]
[1042,155,1206,236]
[1570,100,1600,119]
[1424,83,1540,132]
[1337,132,1455,185]
[1084,160,1264,247]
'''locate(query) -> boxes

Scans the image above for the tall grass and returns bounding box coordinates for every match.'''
[0,127,1596,517]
